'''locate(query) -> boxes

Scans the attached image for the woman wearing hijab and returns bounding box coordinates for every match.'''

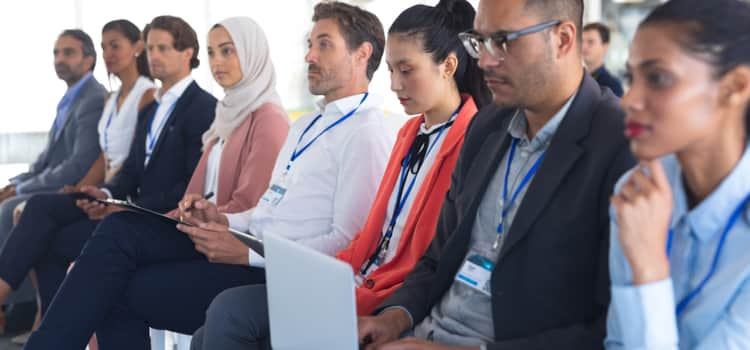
[22,17,289,350]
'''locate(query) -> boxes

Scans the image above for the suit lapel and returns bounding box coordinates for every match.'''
[451,116,513,256]
[498,75,599,261]
[51,79,90,146]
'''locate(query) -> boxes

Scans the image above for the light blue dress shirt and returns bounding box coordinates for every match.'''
[606,146,750,349]
[52,72,93,139]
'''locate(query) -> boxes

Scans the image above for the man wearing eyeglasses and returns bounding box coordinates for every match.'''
[358,0,635,349]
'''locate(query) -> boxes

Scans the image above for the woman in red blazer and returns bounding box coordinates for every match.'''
[336,0,490,315]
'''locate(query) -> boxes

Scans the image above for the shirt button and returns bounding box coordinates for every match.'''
[364,279,375,289]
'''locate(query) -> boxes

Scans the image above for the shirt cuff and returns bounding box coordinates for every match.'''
[248,248,265,268]
[13,182,25,195]
[101,188,113,199]
[227,210,253,232]
[611,278,678,349]
[379,306,414,329]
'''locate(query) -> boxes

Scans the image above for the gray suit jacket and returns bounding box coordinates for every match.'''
[11,75,107,193]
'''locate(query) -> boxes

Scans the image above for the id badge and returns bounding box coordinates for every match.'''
[455,253,495,296]
[260,184,287,207]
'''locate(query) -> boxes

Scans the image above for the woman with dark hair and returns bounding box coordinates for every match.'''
[188,1,487,349]
[606,0,750,348]
[95,19,155,182]
[0,19,154,342]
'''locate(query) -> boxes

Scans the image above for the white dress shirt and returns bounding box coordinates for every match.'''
[98,76,155,173]
[226,93,398,267]
[145,75,194,166]
[203,139,224,204]
[101,75,193,199]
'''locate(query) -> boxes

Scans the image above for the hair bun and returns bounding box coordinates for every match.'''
[437,0,475,31]
[436,0,459,12]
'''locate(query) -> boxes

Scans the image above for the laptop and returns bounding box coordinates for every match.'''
[265,232,359,350]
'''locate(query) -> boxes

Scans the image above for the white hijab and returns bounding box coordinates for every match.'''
[202,16,284,146]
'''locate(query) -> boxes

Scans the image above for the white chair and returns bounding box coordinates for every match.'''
[150,328,192,350]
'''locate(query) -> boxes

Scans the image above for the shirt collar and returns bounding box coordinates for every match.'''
[314,92,381,121]
[60,72,93,104]
[420,116,455,135]
[670,144,750,242]
[154,75,194,104]
[507,91,577,151]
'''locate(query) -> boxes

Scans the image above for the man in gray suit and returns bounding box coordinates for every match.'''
[0,29,106,245]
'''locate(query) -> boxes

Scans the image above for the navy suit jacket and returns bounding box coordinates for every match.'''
[103,81,216,213]
[592,66,624,98]
[378,74,636,349]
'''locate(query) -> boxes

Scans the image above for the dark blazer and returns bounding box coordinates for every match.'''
[592,66,624,98]
[378,74,635,349]
[103,81,216,213]
[11,76,107,193]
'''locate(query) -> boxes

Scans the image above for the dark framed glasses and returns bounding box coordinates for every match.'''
[458,20,562,61]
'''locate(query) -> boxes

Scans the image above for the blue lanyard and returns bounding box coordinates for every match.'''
[145,100,178,160]
[667,191,750,317]
[496,139,546,237]
[385,113,456,239]
[359,113,456,276]
[285,93,368,173]
[103,93,120,155]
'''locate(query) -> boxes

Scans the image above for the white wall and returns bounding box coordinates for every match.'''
[0,0,480,133]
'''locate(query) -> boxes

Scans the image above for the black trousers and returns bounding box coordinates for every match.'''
[191,285,272,350]
[25,211,265,350]
[0,193,98,314]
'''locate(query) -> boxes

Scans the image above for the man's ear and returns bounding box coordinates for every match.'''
[554,21,577,58]
[355,41,373,70]
[183,47,195,65]
[84,55,95,72]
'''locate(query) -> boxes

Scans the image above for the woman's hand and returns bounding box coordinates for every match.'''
[611,159,673,285]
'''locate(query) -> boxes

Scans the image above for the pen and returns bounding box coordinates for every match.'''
[182,192,214,212]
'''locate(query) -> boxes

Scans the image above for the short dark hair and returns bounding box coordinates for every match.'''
[313,1,385,81]
[642,0,750,131]
[524,0,584,40]
[389,0,490,108]
[60,29,97,71]
[143,15,200,69]
[583,22,611,43]
[103,19,151,79]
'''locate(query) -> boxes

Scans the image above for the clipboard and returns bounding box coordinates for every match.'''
[86,196,265,256]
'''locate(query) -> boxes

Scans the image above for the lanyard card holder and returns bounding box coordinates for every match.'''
[455,251,495,296]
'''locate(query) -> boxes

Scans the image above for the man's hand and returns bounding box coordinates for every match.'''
[177,194,228,226]
[0,184,16,202]
[59,185,78,194]
[75,185,124,220]
[176,221,248,265]
[359,308,412,349]
[376,338,481,350]
[12,201,26,225]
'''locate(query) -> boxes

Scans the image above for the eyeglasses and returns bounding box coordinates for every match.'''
[458,20,562,61]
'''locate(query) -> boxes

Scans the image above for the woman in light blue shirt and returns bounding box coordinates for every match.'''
[606,0,750,349]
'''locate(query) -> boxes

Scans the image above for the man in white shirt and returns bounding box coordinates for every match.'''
[21,5,397,350]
